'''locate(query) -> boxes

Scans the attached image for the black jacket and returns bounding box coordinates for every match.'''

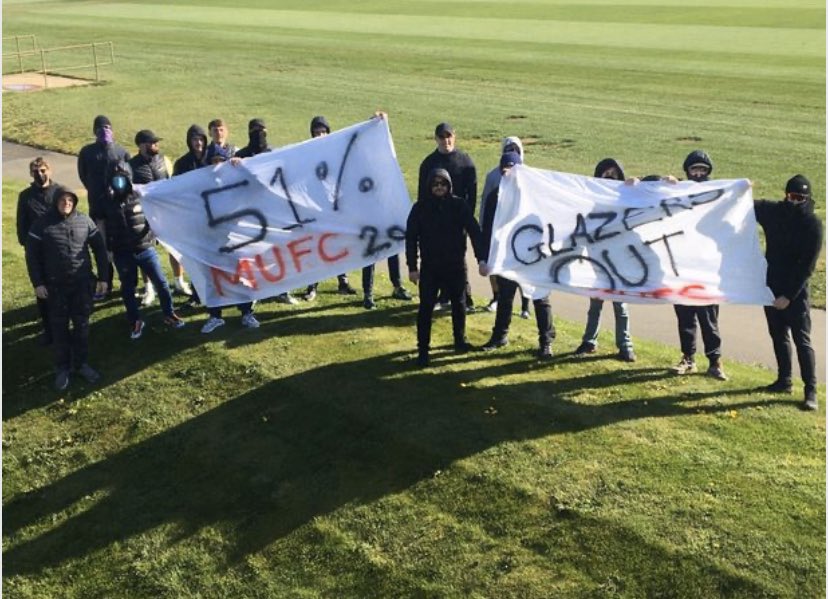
[102,190,155,254]
[173,125,209,175]
[129,152,170,184]
[417,149,477,214]
[25,186,108,288]
[755,198,823,300]
[77,140,130,219]
[480,186,501,263]
[17,181,60,245]
[406,169,482,272]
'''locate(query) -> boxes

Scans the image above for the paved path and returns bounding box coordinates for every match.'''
[4,140,824,381]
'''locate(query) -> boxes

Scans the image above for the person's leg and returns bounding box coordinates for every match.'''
[417,268,440,361]
[68,282,93,369]
[362,264,376,309]
[47,286,71,374]
[138,247,175,318]
[673,304,697,358]
[612,301,632,352]
[698,304,722,362]
[388,255,401,288]
[764,305,792,387]
[113,251,141,325]
[446,269,469,347]
[533,295,553,355]
[581,298,604,347]
[489,276,517,344]
[787,294,817,403]
[36,296,52,344]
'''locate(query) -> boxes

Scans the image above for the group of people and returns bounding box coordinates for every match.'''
[18,114,822,412]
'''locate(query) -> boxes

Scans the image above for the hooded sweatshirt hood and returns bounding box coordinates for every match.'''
[427,168,453,197]
[784,174,816,215]
[310,115,331,136]
[683,150,713,181]
[52,184,79,217]
[186,124,208,154]
[501,136,524,158]
[594,158,626,181]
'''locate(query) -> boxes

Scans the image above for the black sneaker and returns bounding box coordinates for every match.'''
[802,390,818,411]
[54,369,70,391]
[416,353,429,368]
[454,340,475,354]
[338,283,357,295]
[537,345,553,360]
[481,338,508,352]
[392,286,413,300]
[574,342,596,356]
[363,296,376,310]
[77,363,101,384]
[762,380,793,394]
[618,349,637,363]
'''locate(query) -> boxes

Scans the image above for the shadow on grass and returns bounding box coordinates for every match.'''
[3,347,787,594]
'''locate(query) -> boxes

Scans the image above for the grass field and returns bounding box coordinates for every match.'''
[3,1,826,597]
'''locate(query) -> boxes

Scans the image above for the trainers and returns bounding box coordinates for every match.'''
[164,313,186,329]
[454,340,475,354]
[618,349,637,363]
[338,283,357,296]
[303,288,317,302]
[673,355,697,375]
[434,302,450,312]
[77,363,100,383]
[707,361,728,381]
[241,313,260,328]
[392,286,413,301]
[802,391,818,411]
[574,342,596,356]
[537,345,553,360]
[363,296,376,310]
[482,338,508,352]
[465,304,476,314]
[54,369,70,391]
[485,299,498,313]
[276,293,298,305]
[130,320,145,340]
[520,309,530,320]
[762,380,792,394]
[141,283,156,307]
[416,352,429,368]
[173,279,193,296]
[201,316,225,334]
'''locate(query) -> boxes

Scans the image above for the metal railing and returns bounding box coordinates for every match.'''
[3,36,115,88]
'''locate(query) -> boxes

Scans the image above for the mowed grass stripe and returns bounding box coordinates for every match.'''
[157,0,826,30]
[40,3,825,57]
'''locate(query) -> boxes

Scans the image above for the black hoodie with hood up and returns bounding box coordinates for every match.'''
[25,185,109,289]
[173,125,209,175]
[754,176,824,300]
[406,168,482,272]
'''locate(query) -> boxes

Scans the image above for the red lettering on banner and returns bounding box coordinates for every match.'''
[596,284,720,302]
[211,259,258,296]
[255,247,286,283]
[318,233,349,262]
[287,235,313,273]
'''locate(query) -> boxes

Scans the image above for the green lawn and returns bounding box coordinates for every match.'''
[3,2,825,597]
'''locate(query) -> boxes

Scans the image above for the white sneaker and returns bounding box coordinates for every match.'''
[201,316,225,334]
[174,279,193,296]
[141,282,157,307]
[241,313,260,328]
[485,300,498,313]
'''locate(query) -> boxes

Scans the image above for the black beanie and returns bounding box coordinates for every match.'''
[248,118,266,131]
[682,150,713,176]
[310,115,331,136]
[93,115,112,133]
[785,174,811,196]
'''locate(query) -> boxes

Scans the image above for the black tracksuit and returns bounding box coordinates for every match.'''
[417,148,478,307]
[406,169,482,353]
[755,198,823,393]
[480,186,554,349]
[17,180,60,340]
[25,187,108,371]
[77,140,130,220]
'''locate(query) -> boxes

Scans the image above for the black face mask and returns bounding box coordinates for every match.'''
[784,198,810,214]
[249,129,267,151]
[33,171,49,186]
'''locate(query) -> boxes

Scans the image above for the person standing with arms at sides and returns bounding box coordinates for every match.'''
[417,122,478,312]
[17,157,61,345]
[573,158,636,362]
[301,116,358,302]
[479,136,531,317]
[478,152,554,360]
[754,175,823,411]
[77,114,129,299]
[26,186,109,391]
[407,168,483,367]
[207,118,238,159]
[102,162,185,340]
[669,150,727,381]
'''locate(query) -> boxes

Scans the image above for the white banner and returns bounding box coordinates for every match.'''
[139,118,411,307]
[488,166,773,305]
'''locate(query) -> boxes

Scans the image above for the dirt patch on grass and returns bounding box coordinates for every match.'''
[2,72,94,92]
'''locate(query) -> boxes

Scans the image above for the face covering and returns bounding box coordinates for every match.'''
[97,128,114,144]
[249,129,267,151]
[33,171,49,186]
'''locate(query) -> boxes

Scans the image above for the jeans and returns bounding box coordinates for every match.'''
[113,247,175,323]
[581,298,632,351]
[362,254,402,296]
[764,290,816,394]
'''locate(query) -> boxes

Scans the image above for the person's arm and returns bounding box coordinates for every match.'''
[417,159,428,202]
[466,160,478,216]
[16,192,29,246]
[479,189,498,266]
[25,223,46,293]
[77,150,89,189]
[753,199,771,227]
[462,201,484,262]
[783,220,824,302]
[87,218,110,290]
[405,204,420,282]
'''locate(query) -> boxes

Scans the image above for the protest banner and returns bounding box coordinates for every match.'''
[487,166,774,305]
[139,118,410,307]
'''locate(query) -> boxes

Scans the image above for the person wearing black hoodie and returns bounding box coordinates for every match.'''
[17,157,61,345]
[754,175,823,411]
[671,150,727,381]
[234,118,272,158]
[573,158,635,362]
[417,122,478,311]
[173,124,209,176]
[406,168,483,367]
[478,152,554,359]
[25,186,109,391]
